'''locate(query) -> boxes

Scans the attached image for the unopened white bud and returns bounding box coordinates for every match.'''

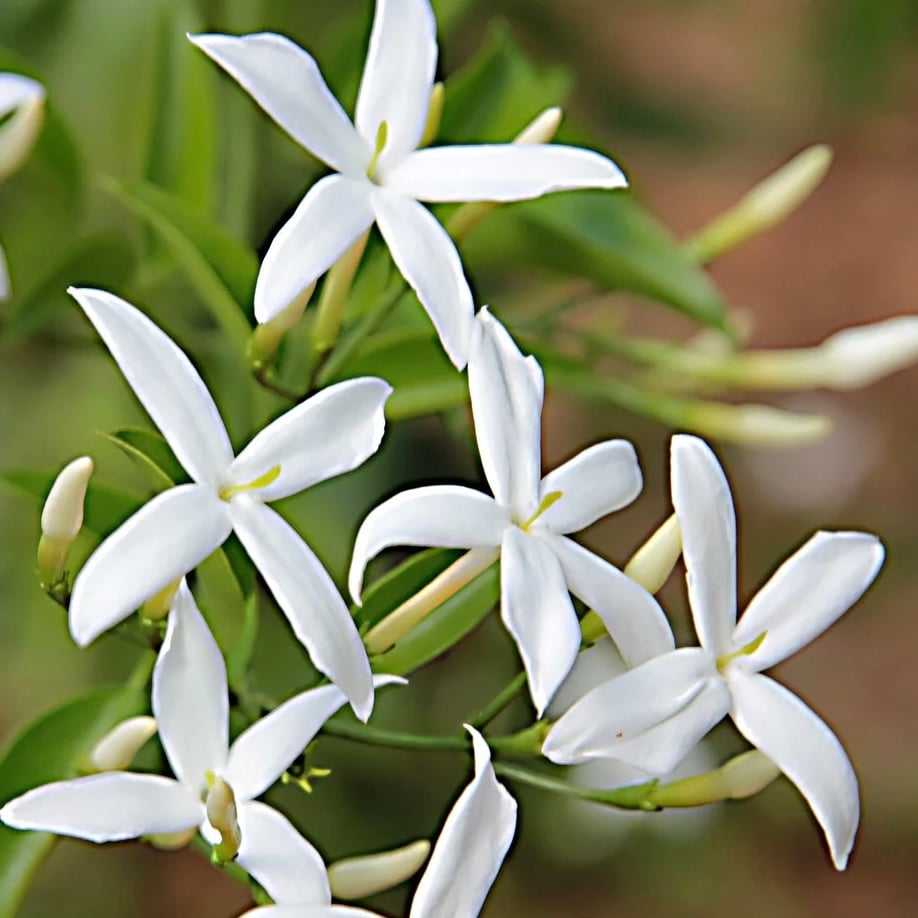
[684,401,831,447]
[0,74,46,184]
[817,317,918,389]
[41,456,93,541]
[88,716,157,772]
[721,750,781,799]
[419,82,445,149]
[686,145,833,262]
[624,514,681,594]
[514,106,563,145]
[329,839,431,900]
[248,281,317,368]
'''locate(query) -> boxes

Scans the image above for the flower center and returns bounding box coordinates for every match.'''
[218,465,281,502]
[519,490,563,532]
[716,630,767,673]
[204,772,241,862]
[366,120,389,182]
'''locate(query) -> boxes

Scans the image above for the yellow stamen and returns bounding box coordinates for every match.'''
[367,120,389,180]
[218,465,281,502]
[281,765,332,794]
[717,631,767,671]
[520,491,563,532]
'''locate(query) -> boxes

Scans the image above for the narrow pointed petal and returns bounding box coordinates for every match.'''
[542,647,718,765]
[236,801,331,906]
[226,676,404,801]
[240,909,379,918]
[588,679,731,775]
[0,73,45,183]
[230,498,374,721]
[371,190,474,369]
[500,527,581,716]
[69,288,233,485]
[153,582,228,796]
[0,773,201,842]
[467,308,544,518]
[189,33,368,174]
[728,671,859,869]
[348,486,508,602]
[254,175,375,324]
[229,378,391,501]
[69,485,232,647]
[671,434,737,656]
[733,531,884,672]
[546,534,675,665]
[388,144,627,203]
[355,0,437,166]
[410,728,517,918]
[538,440,642,534]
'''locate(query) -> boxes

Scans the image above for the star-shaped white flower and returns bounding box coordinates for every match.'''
[542,434,885,869]
[0,72,46,301]
[0,583,403,900]
[349,309,674,715]
[67,287,391,719]
[239,726,516,918]
[189,0,627,369]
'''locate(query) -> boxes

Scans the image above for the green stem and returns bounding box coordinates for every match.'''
[191,835,262,892]
[321,719,468,752]
[468,671,529,728]
[126,650,157,692]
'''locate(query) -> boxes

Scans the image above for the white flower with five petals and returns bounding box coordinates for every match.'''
[0,583,402,900]
[542,434,884,869]
[190,0,627,368]
[348,309,674,715]
[67,287,390,720]
[239,726,516,918]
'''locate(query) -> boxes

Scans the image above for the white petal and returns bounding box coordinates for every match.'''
[500,527,581,717]
[0,73,45,183]
[388,144,627,203]
[538,440,642,534]
[254,175,375,324]
[68,287,233,486]
[0,243,10,302]
[153,582,229,796]
[348,486,508,602]
[541,647,718,765]
[546,534,675,666]
[732,531,884,672]
[235,801,331,905]
[670,434,736,656]
[225,676,404,801]
[69,485,232,647]
[239,909,379,917]
[371,190,474,369]
[228,378,391,501]
[467,308,544,519]
[189,33,368,175]
[355,0,437,167]
[229,498,374,721]
[728,671,859,869]
[548,638,628,718]
[410,727,517,918]
[0,773,200,843]
[0,72,44,117]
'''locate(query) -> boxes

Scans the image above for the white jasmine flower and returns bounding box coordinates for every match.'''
[239,726,516,917]
[349,309,674,715]
[543,434,884,869]
[67,287,391,719]
[190,0,626,368]
[1,584,403,900]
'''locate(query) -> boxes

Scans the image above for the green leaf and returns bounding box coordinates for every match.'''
[356,548,463,630]
[103,178,255,349]
[226,593,259,694]
[0,686,147,918]
[0,469,140,537]
[439,23,571,142]
[334,327,468,419]
[371,564,500,676]
[467,190,733,334]
[194,547,249,660]
[103,427,185,490]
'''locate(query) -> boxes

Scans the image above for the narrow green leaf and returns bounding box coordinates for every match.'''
[226,593,259,693]
[0,686,147,918]
[103,427,185,490]
[194,547,249,659]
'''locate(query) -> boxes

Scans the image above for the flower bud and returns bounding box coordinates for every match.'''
[328,840,431,900]
[37,456,93,590]
[682,401,831,447]
[146,827,197,850]
[686,145,833,263]
[513,106,563,145]
[720,750,781,799]
[0,74,46,184]
[205,773,241,862]
[624,514,681,594]
[247,280,317,370]
[87,716,157,772]
[418,82,445,149]
[140,579,181,622]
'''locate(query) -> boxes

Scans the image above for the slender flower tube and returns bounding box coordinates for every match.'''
[349,309,674,715]
[0,583,403,899]
[67,287,391,720]
[190,0,627,369]
[543,435,884,869]
[239,726,517,917]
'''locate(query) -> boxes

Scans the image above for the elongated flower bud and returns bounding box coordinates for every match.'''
[418,82,445,149]
[720,750,781,799]
[37,456,93,590]
[87,716,157,772]
[650,750,781,808]
[248,280,317,369]
[682,401,831,447]
[329,840,431,900]
[624,514,681,594]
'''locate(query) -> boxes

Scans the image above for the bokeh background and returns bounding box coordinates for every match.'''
[1,0,917,915]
